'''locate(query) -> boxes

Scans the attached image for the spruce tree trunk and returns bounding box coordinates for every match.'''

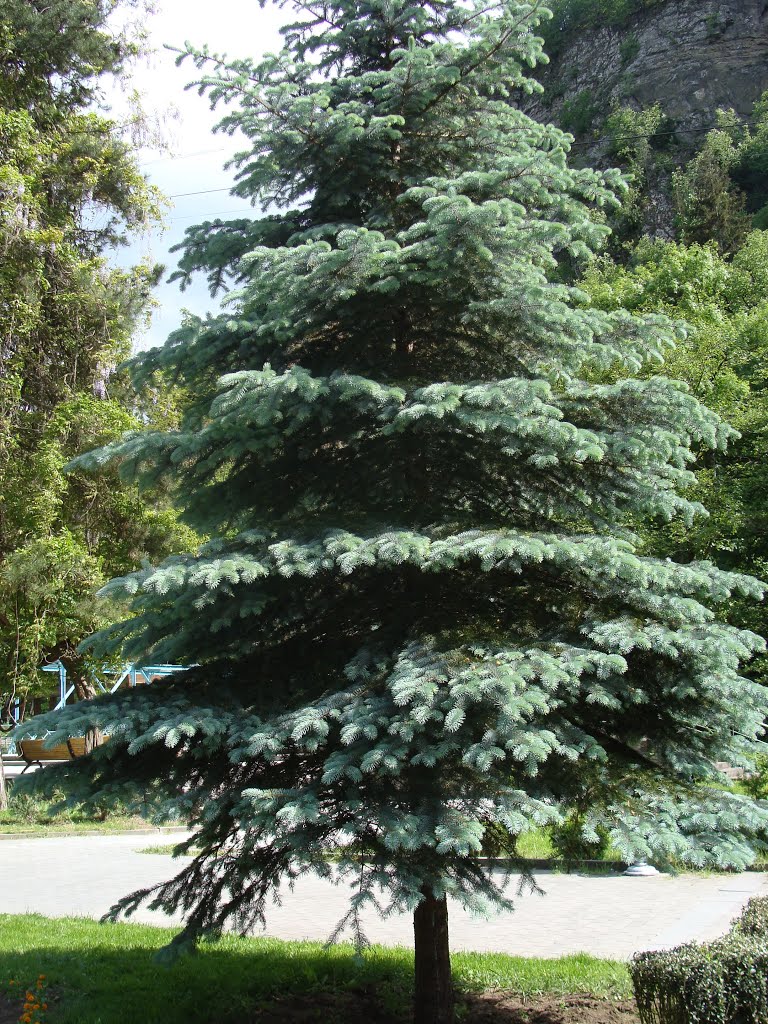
[413,886,454,1024]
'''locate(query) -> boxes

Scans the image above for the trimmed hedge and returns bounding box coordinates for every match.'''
[630,897,768,1024]
[733,893,768,938]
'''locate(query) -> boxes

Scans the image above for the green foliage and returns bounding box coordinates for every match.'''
[631,899,768,1024]
[602,104,665,244]
[20,0,768,965]
[0,785,145,832]
[605,104,665,163]
[560,89,597,135]
[732,895,768,938]
[672,127,750,252]
[0,0,192,708]
[619,33,640,65]
[542,0,666,57]
[581,233,768,677]
[731,93,768,214]
[740,756,768,801]
[631,935,768,1024]
[0,0,141,112]
[665,96,768,248]
[549,815,611,862]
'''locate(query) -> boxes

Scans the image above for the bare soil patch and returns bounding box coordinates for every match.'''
[249,987,398,1023]
[0,991,20,1024]
[465,992,640,1024]
[246,990,639,1023]
[0,987,640,1023]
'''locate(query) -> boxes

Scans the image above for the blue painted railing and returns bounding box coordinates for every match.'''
[6,662,189,724]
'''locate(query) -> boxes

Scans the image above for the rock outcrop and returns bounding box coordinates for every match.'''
[530,0,768,139]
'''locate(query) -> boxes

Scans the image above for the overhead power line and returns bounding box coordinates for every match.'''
[168,185,235,199]
[140,147,229,167]
[169,207,254,222]
[571,117,762,149]
[161,117,763,201]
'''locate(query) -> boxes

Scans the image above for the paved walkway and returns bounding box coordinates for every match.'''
[1,833,766,959]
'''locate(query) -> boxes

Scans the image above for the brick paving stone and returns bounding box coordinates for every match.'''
[1,833,766,959]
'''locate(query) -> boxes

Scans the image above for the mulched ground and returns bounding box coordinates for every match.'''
[0,992,19,1024]
[465,993,640,1023]
[250,988,399,1023]
[248,990,640,1023]
[0,988,641,1023]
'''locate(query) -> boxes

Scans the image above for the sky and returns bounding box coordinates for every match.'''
[110,0,287,350]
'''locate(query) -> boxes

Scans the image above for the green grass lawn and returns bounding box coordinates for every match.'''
[0,790,180,836]
[0,815,168,836]
[0,915,631,1024]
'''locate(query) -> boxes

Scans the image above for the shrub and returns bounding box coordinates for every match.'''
[479,821,517,857]
[631,898,768,1024]
[550,815,610,861]
[733,895,768,938]
[740,753,768,800]
[604,103,665,161]
[734,127,768,210]
[560,89,597,135]
[631,934,768,1024]
[672,131,750,252]
[620,33,640,65]
[705,13,726,40]
[0,789,57,824]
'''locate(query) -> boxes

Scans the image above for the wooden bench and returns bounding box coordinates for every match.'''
[17,737,86,773]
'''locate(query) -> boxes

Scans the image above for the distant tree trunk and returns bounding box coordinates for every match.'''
[71,674,104,753]
[413,886,454,1024]
[0,753,8,811]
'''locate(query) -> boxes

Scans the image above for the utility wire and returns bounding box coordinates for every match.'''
[161,117,763,201]
[168,185,235,199]
[169,207,254,222]
[140,147,229,167]
[571,117,761,149]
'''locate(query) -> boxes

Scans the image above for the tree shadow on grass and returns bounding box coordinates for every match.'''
[0,974,639,1024]
[0,992,22,1024]
[0,923,413,1024]
[0,918,637,1024]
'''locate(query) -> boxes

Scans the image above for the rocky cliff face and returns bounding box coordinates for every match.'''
[530,0,768,139]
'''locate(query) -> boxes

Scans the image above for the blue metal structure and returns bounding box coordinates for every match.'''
[42,661,188,711]
[3,662,188,732]
[41,660,68,711]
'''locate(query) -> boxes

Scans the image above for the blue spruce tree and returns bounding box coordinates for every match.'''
[19,1,768,1020]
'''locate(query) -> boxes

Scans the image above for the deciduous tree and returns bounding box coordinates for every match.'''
[0,0,191,715]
